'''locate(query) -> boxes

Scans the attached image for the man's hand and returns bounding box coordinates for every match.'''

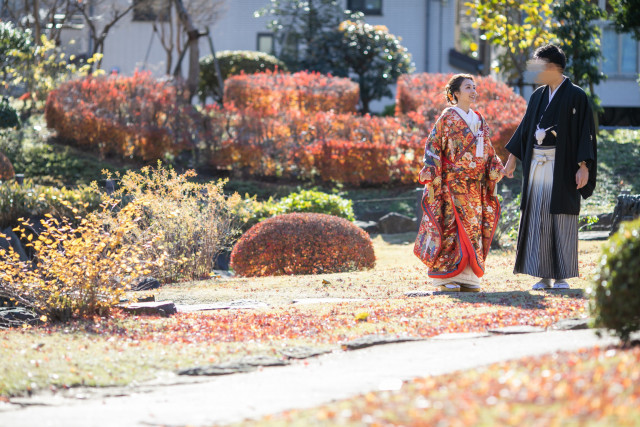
[576,163,589,189]
[504,155,516,178]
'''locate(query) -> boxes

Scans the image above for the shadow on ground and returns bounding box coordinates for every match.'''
[444,289,585,309]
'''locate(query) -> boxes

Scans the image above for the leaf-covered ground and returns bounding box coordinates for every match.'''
[0,235,602,397]
[244,345,640,426]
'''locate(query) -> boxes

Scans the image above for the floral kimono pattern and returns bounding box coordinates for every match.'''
[414,108,505,279]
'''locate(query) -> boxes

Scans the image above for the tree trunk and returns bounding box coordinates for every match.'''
[32,0,42,44]
[205,26,224,104]
[172,0,200,101]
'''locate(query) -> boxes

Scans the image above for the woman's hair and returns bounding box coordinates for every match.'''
[533,44,566,70]
[445,74,475,105]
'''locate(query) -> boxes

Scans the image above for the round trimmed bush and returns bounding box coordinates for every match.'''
[590,217,640,344]
[231,213,375,277]
[199,50,287,101]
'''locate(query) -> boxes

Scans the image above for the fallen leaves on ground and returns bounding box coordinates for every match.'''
[0,238,599,397]
[246,345,640,426]
[34,292,587,346]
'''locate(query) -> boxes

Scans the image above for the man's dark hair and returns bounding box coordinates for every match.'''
[533,44,567,70]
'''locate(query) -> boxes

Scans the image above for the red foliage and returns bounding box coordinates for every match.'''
[39,291,587,346]
[396,73,527,162]
[207,107,423,185]
[224,70,359,115]
[263,345,640,425]
[44,72,202,161]
[43,70,525,184]
[207,72,525,185]
[0,152,15,180]
[230,213,376,277]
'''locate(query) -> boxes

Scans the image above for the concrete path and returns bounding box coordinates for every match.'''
[0,328,627,427]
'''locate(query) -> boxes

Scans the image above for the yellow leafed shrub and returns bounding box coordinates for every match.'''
[0,165,246,321]
[0,198,166,321]
[108,164,248,282]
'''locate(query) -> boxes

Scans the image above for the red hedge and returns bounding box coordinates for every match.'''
[44,70,525,185]
[45,72,202,161]
[224,70,360,115]
[396,73,526,162]
[207,107,423,185]
[230,213,376,277]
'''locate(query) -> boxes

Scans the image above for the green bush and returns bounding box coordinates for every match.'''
[589,217,640,344]
[0,117,126,187]
[198,50,287,101]
[243,190,355,230]
[0,180,102,228]
[276,190,354,220]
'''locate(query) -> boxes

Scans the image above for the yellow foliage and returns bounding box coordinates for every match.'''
[0,196,166,321]
[105,163,248,283]
[0,165,245,320]
[4,34,104,110]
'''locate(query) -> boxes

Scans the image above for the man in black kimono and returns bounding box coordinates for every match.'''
[504,44,597,290]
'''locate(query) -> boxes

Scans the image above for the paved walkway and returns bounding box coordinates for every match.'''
[0,328,627,427]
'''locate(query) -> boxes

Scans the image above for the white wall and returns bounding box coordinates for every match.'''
[595,79,640,108]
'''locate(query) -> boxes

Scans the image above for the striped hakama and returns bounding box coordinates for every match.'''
[513,147,579,280]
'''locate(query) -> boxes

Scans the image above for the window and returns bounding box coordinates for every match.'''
[347,0,382,16]
[257,33,274,55]
[133,0,170,22]
[602,26,639,76]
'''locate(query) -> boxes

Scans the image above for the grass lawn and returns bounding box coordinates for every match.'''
[245,345,640,426]
[582,129,640,216]
[0,233,602,398]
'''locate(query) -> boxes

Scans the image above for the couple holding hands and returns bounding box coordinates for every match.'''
[414,44,597,292]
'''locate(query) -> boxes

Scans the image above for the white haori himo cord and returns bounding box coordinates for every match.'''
[535,124,557,145]
[534,78,565,146]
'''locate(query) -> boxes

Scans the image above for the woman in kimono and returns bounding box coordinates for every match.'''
[414,74,505,292]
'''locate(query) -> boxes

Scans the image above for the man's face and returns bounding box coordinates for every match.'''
[528,58,561,85]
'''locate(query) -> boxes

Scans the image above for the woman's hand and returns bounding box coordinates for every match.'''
[418,168,429,183]
[504,155,516,178]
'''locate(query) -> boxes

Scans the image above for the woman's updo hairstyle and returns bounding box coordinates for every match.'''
[445,73,475,105]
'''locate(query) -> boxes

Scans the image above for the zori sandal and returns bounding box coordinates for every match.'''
[436,283,460,292]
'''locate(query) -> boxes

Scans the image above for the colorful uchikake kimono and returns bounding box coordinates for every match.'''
[414,107,505,288]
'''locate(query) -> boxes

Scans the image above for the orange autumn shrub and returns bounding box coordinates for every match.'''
[207,72,524,186]
[230,213,375,277]
[396,73,526,161]
[207,107,423,185]
[224,70,359,116]
[45,71,202,161]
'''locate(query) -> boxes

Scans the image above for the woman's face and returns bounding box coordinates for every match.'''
[455,79,477,106]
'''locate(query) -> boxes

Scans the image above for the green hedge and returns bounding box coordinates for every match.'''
[590,217,640,344]
[243,190,354,230]
[0,181,101,228]
[198,50,287,101]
